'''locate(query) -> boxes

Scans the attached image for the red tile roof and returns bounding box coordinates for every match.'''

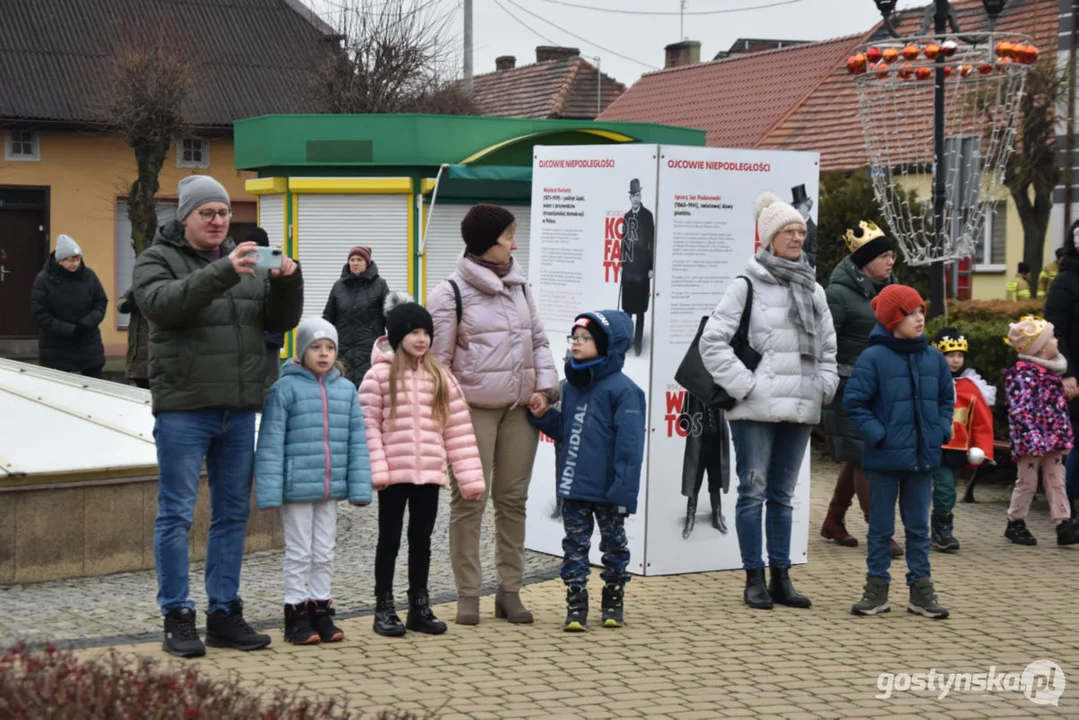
[598,34,866,149]
[759,0,1058,170]
[471,57,626,119]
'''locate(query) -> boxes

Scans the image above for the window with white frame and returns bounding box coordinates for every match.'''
[973,202,1007,271]
[177,138,209,168]
[4,130,39,161]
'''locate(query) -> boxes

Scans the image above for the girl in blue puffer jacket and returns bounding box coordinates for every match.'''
[255,317,372,646]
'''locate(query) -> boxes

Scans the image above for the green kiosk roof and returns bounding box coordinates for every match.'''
[233,114,705,201]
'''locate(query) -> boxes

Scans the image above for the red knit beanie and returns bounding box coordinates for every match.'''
[870,284,925,332]
[349,246,372,264]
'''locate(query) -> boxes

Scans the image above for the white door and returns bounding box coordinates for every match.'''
[296,194,410,320]
[115,201,178,328]
[421,202,531,302]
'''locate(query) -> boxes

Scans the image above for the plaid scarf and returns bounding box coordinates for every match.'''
[755,248,823,361]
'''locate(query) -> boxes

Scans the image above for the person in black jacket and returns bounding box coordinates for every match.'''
[31,234,108,378]
[621,179,654,357]
[322,246,389,385]
[1045,219,1079,518]
[248,227,285,394]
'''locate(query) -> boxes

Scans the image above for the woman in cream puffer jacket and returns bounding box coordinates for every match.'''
[427,203,559,626]
[699,192,838,613]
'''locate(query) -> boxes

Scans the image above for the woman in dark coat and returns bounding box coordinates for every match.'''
[30,233,108,377]
[819,221,901,554]
[322,246,389,385]
[1045,219,1079,518]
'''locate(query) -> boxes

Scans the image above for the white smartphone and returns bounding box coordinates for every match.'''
[246,246,284,270]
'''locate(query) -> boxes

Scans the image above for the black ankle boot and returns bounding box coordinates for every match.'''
[768,566,812,608]
[709,490,727,534]
[564,586,588,631]
[682,497,697,539]
[284,603,320,645]
[743,568,773,609]
[309,599,344,642]
[405,590,447,635]
[600,584,624,628]
[205,600,271,651]
[372,592,406,637]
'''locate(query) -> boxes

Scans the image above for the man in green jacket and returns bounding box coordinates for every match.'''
[132,175,303,658]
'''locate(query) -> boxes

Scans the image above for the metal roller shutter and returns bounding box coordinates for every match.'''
[259,194,285,248]
[421,202,531,302]
[297,194,410,320]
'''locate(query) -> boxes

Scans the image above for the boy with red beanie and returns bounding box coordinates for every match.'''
[843,285,955,619]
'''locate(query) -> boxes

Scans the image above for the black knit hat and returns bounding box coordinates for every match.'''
[386,300,434,351]
[461,204,516,256]
[246,227,270,247]
[850,233,894,268]
[572,314,609,357]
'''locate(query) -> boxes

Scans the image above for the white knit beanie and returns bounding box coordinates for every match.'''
[755,192,807,251]
[55,234,82,261]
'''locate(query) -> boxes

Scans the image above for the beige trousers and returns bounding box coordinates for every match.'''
[450,405,539,595]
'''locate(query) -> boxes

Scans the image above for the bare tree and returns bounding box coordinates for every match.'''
[1006,61,1066,283]
[308,0,476,115]
[102,26,192,257]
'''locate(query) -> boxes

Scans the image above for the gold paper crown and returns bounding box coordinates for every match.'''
[932,335,968,354]
[844,221,886,253]
[1004,315,1049,353]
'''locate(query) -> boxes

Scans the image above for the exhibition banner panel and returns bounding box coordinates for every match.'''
[646,146,820,575]
[526,144,660,574]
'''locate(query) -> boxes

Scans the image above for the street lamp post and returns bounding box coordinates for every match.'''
[873,0,1008,319]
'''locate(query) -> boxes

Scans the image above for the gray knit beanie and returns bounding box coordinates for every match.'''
[54,234,82,261]
[177,175,231,221]
[296,317,339,360]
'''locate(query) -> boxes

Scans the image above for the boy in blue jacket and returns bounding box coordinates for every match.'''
[843,285,954,620]
[528,310,646,631]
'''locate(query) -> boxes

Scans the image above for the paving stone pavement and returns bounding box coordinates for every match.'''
[11,457,1079,718]
[0,493,561,647]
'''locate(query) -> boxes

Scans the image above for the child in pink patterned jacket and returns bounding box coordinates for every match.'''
[1003,315,1079,546]
[359,293,486,638]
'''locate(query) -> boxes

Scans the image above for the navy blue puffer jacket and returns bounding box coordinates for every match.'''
[527,310,646,514]
[255,361,372,508]
[843,325,954,473]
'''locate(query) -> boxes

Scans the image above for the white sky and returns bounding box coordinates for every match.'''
[301,0,925,87]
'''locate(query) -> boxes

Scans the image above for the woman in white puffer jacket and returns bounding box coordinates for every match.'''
[699,192,838,611]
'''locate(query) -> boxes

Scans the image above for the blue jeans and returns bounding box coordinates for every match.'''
[729,421,811,570]
[153,410,256,615]
[866,471,932,585]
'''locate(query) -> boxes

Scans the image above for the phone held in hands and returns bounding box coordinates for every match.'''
[246,247,284,270]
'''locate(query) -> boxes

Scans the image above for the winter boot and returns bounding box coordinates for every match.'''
[820,511,858,547]
[931,513,960,553]
[564,586,588,631]
[309,599,344,643]
[372,592,407,637]
[284,603,320,645]
[709,490,728,534]
[743,568,773,610]
[1005,519,1037,545]
[406,590,447,635]
[851,577,890,616]
[494,590,534,624]
[205,600,272,651]
[890,539,904,557]
[162,607,205,658]
[600,584,624,628]
[1056,518,1079,546]
[768,566,811,608]
[455,595,480,625]
[682,497,697,539]
[907,577,949,619]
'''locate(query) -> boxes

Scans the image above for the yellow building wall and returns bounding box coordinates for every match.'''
[0,131,254,354]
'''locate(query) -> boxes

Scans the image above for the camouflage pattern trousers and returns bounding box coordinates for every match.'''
[560,499,630,587]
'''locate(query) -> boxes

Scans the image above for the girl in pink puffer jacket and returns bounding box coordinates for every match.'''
[359,293,485,638]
